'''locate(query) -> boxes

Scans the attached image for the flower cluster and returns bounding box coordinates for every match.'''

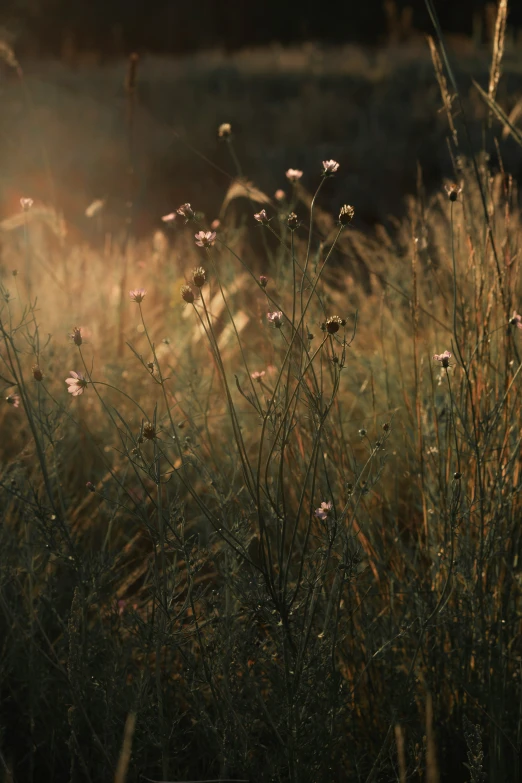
[195,231,216,248]
[314,501,332,521]
[286,169,303,182]
[129,288,146,303]
[433,350,452,368]
[267,311,283,328]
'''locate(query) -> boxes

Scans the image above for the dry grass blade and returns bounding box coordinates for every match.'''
[425,692,440,783]
[473,79,522,147]
[488,0,509,109]
[114,712,137,783]
[220,178,271,217]
[426,35,457,145]
[394,724,407,783]
[502,96,522,139]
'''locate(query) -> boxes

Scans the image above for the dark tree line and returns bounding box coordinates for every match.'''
[0,0,521,57]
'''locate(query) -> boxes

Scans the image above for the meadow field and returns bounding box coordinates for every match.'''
[1,25,522,783]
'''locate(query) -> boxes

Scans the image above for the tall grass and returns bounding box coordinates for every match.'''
[1,35,522,783]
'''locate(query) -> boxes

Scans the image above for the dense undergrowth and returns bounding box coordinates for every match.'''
[1,18,522,783]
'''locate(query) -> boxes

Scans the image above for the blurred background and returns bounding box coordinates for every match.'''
[0,0,522,243]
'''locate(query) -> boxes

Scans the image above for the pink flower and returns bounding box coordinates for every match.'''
[129,288,146,303]
[286,169,303,182]
[5,394,21,408]
[254,209,269,224]
[251,371,266,382]
[211,219,221,230]
[65,371,88,396]
[433,351,452,368]
[322,159,339,175]
[314,501,332,520]
[259,275,268,288]
[510,311,522,329]
[267,311,283,328]
[274,189,286,201]
[161,212,176,223]
[195,230,216,248]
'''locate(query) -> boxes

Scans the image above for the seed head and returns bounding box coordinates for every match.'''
[324,315,346,334]
[454,472,462,480]
[180,285,195,304]
[70,327,83,346]
[286,212,299,230]
[32,365,43,382]
[259,275,268,288]
[359,428,367,437]
[192,266,207,287]
[338,205,355,226]
[142,422,157,440]
[509,311,522,329]
[445,183,462,202]
[218,122,232,139]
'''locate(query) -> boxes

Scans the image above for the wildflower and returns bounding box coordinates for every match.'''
[69,327,83,346]
[177,203,195,221]
[510,311,522,329]
[433,350,452,368]
[32,365,43,382]
[20,197,33,211]
[251,371,266,382]
[314,501,332,521]
[254,209,270,225]
[195,230,216,248]
[192,266,207,287]
[322,159,340,175]
[275,189,286,201]
[286,169,303,182]
[65,371,88,396]
[180,285,195,304]
[211,218,221,230]
[5,394,20,408]
[161,212,176,224]
[267,311,283,328]
[129,288,146,303]
[259,275,268,288]
[142,422,157,440]
[323,315,346,335]
[218,122,232,139]
[86,481,95,492]
[286,212,299,230]
[338,205,355,226]
[445,183,462,202]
